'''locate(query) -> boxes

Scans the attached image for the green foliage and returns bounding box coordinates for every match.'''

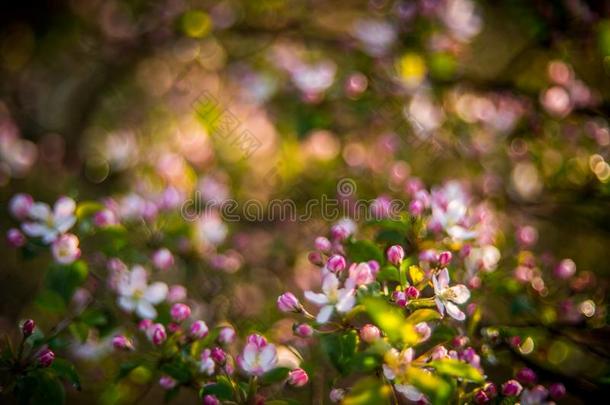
[342,377,391,405]
[345,240,384,263]
[320,330,358,375]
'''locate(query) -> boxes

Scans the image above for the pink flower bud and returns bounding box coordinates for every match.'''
[138,319,153,331]
[554,258,576,279]
[502,380,523,396]
[516,367,537,385]
[294,323,314,338]
[393,291,407,307]
[288,368,309,387]
[474,390,489,404]
[22,319,35,337]
[93,209,117,227]
[484,383,497,398]
[431,345,448,360]
[112,335,134,351]
[7,228,26,248]
[37,348,55,368]
[167,322,181,333]
[152,248,174,271]
[167,285,187,303]
[387,245,404,266]
[170,303,191,322]
[330,388,345,402]
[314,236,332,253]
[549,383,566,399]
[307,251,324,266]
[409,199,424,216]
[218,327,236,344]
[203,395,220,405]
[190,321,209,339]
[438,251,452,267]
[51,233,81,265]
[326,255,346,273]
[211,347,226,364]
[368,260,380,274]
[359,324,381,343]
[516,226,538,247]
[159,376,177,390]
[406,286,420,299]
[151,324,167,345]
[415,322,431,341]
[9,194,33,220]
[277,293,301,313]
[452,335,469,348]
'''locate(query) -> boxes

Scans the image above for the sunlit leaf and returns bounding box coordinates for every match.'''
[429,359,485,383]
[343,377,391,405]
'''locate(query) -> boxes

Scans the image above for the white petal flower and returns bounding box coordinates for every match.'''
[304,274,355,324]
[432,269,470,321]
[116,266,168,320]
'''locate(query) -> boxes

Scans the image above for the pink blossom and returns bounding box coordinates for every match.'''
[277,292,301,313]
[170,303,191,322]
[190,321,209,339]
[304,273,356,323]
[202,395,220,405]
[150,323,167,345]
[294,323,314,337]
[22,196,76,244]
[22,319,35,337]
[152,248,174,271]
[37,348,55,367]
[237,334,278,376]
[548,383,566,399]
[348,262,376,286]
[51,233,81,264]
[387,245,404,266]
[554,258,576,279]
[438,251,452,267]
[314,236,331,253]
[406,286,420,299]
[393,291,407,307]
[288,368,309,387]
[360,324,381,343]
[167,285,187,303]
[112,335,134,351]
[159,376,177,390]
[516,367,536,385]
[200,349,215,375]
[502,380,523,396]
[211,347,226,364]
[7,228,26,248]
[432,268,471,321]
[330,388,345,402]
[218,327,236,344]
[9,193,33,220]
[326,254,346,273]
[93,209,117,227]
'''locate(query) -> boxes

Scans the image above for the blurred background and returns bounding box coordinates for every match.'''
[1,0,610,403]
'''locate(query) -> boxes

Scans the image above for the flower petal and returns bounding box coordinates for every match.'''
[448,284,470,304]
[383,364,395,380]
[258,344,278,372]
[118,296,136,312]
[395,384,423,401]
[435,297,445,317]
[144,282,168,304]
[130,265,148,290]
[54,215,76,234]
[136,300,157,319]
[54,197,76,218]
[304,291,329,306]
[321,273,339,296]
[29,203,51,221]
[316,305,334,324]
[438,268,450,289]
[444,301,465,321]
[335,290,355,313]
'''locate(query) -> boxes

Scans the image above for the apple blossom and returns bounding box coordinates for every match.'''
[211,347,226,364]
[516,367,537,385]
[190,320,209,339]
[112,335,134,351]
[37,348,55,368]
[329,388,345,402]
[200,349,215,375]
[51,233,81,264]
[6,228,26,248]
[22,319,35,337]
[152,248,174,271]
[287,368,308,387]
[326,254,346,273]
[159,376,177,390]
[167,285,187,302]
[202,395,220,405]
[314,236,331,252]
[93,209,117,227]
[502,380,523,396]
[117,265,168,319]
[438,250,452,267]
[9,193,33,220]
[347,262,376,286]
[170,303,191,322]
[150,323,167,345]
[304,273,356,323]
[432,268,471,320]
[387,245,404,266]
[293,323,314,338]
[218,327,236,344]
[277,292,301,313]
[237,334,278,376]
[359,324,381,343]
[549,383,566,399]
[21,196,76,244]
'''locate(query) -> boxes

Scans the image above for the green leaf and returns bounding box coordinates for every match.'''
[51,358,82,391]
[346,240,384,263]
[116,361,141,381]
[199,376,234,400]
[261,367,290,384]
[405,367,452,405]
[45,261,89,303]
[76,201,104,220]
[406,309,441,324]
[16,370,65,405]
[429,359,485,383]
[343,377,391,405]
[377,265,400,282]
[160,359,192,384]
[35,290,67,314]
[320,330,358,375]
[362,297,418,345]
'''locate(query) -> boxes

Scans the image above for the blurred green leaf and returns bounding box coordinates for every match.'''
[377,265,400,283]
[320,330,358,375]
[261,367,290,384]
[200,376,234,400]
[429,359,484,383]
[160,359,192,383]
[406,309,441,324]
[346,240,384,263]
[51,358,82,391]
[363,298,418,345]
[343,377,391,405]
[405,367,452,405]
